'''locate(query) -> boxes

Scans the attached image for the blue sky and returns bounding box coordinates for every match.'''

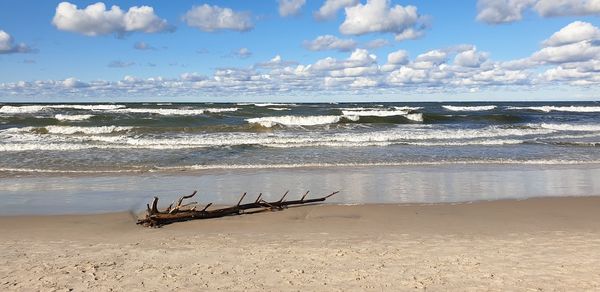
[0,0,599,101]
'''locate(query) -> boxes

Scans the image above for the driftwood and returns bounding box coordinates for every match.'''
[137,190,339,227]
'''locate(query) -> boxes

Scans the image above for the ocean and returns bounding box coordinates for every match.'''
[1,101,600,174]
[1,101,600,214]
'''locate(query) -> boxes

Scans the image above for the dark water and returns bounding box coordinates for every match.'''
[1,101,600,175]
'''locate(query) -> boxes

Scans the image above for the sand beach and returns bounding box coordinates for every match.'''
[2,197,600,291]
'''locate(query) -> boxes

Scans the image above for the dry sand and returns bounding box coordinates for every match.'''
[1,197,600,291]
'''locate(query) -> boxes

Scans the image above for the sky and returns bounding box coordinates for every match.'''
[0,0,599,102]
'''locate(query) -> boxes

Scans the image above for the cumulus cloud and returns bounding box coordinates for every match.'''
[303,35,357,52]
[314,0,359,20]
[278,0,306,17]
[530,21,600,65]
[52,2,172,36]
[5,22,600,99]
[63,77,89,88]
[533,0,600,17]
[182,4,253,32]
[477,0,600,24]
[476,0,534,24]
[0,30,32,54]
[387,49,409,65]
[542,21,600,47]
[454,47,490,68]
[339,0,428,41]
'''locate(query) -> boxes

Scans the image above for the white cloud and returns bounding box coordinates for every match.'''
[314,0,359,20]
[52,2,172,36]
[339,0,427,41]
[303,35,357,52]
[393,28,425,41]
[532,41,600,64]
[6,24,600,99]
[531,21,600,64]
[454,47,489,68]
[477,0,600,24]
[534,0,600,17]
[0,30,31,54]
[387,49,409,65]
[63,77,89,88]
[182,4,253,32]
[542,21,600,47]
[278,0,306,17]
[313,49,377,71]
[476,0,534,24]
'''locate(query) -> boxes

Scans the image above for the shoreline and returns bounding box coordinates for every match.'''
[2,163,599,215]
[2,196,600,290]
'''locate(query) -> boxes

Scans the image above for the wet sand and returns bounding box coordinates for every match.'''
[1,197,600,291]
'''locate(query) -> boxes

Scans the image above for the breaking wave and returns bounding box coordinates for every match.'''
[2,125,132,135]
[0,125,555,151]
[54,114,95,121]
[246,115,359,127]
[109,107,238,115]
[0,104,124,114]
[443,105,497,111]
[536,123,600,132]
[507,106,600,113]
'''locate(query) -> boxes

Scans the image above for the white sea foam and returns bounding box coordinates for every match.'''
[0,125,556,152]
[0,104,124,114]
[537,123,600,132]
[1,125,132,135]
[507,106,600,113]
[443,105,497,111]
[54,114,94,121]
[246,115,359,127]
[110,107,238,115]
[340,109,423,122]
[341,109,410,117]
[3,159,600,174]
[268,107,291,111]
[252,103,297,107]
[152,159,600,171]
[405,113,424,122]
[393,106,423,111]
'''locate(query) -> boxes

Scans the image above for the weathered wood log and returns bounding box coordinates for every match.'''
[137,190,338,227]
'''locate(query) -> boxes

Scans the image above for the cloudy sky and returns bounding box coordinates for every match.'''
[0,0,599,101]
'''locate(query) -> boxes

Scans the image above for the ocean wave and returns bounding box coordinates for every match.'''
[54,114,95,121]
[339,109,423,122]
[110,107,238,115]
[507,106,600,113]
[239,103,297,107]
[443,105,497,111]
[1,125,132,135]
[537,123,600,132]
[152,159,600,171]
[268,107,291,111]
[4,159,600,174]
[341,109,410,117]
[0,125,555,151]
[246,115,359,127]
[0,104,124,114]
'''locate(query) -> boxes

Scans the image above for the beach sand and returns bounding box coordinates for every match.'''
[1,197,600,291]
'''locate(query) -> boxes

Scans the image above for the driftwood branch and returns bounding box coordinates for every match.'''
[137,190,339,227]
